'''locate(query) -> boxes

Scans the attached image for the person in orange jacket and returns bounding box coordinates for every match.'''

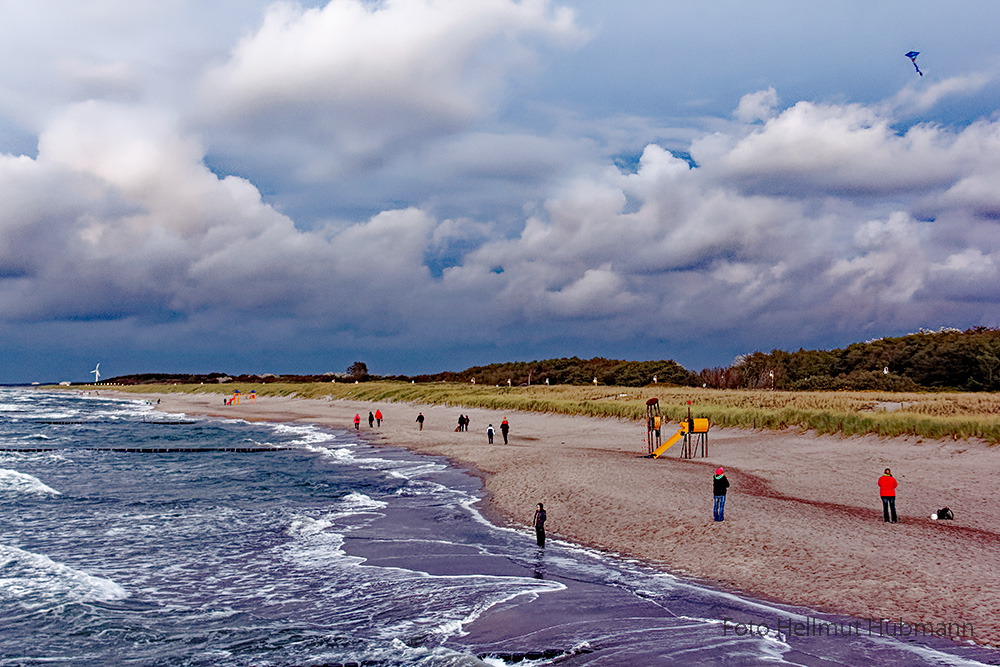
[353,413,360,430]
[878,468,898,523]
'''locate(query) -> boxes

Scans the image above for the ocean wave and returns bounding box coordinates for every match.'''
[384,461,448,480]
[287,513,344,539]
[340,491,390,513]
[305,443,358,462]
[376,575,565,644]
[286,493,388,539]
[270,423,338,446]
[0,433,56,442]
[308,443,449,479]
[0,451,69,466]
[0,544,128,608]
[0,468,61,495]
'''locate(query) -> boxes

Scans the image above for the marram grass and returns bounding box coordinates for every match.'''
[96,381,1000,444]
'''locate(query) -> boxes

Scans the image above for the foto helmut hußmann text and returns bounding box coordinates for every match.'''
[722,616,973,640]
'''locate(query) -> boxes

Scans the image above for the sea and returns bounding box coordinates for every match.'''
[1,388,998,667]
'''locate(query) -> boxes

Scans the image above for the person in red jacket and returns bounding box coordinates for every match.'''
[878,468,898,523]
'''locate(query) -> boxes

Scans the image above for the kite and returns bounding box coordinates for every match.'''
[905,51,923,76]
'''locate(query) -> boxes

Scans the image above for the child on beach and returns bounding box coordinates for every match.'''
[487,424,494,444]
[354,414,360,430]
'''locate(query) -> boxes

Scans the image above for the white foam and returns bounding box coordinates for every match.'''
[339,491,389,512]
[270,422,337,446]
[287,514,343,539]
[0,468,61,495]
[305,444,357,461]
[378,575,565,642]
[384,461,448,480]
[0,544,128,607]
[285,494,387,541]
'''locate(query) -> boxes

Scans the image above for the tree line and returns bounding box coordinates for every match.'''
[408,357,696,388]
[104,327,1000,392]
[701,327,1000,391]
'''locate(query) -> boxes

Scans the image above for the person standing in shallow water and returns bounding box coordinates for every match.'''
[879,468,898,523]
[713,467,729,522]
[532,503,547,547]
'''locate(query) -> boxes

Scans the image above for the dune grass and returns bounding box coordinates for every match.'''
[98,381,1000,444]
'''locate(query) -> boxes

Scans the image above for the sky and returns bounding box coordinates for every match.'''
[3,1,1000,383]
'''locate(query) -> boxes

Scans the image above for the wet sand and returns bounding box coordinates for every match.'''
[126,391,1000,645]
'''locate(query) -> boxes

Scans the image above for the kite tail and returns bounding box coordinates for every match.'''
[912,61,923,76]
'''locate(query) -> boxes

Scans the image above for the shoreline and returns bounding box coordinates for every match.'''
[109,390,1000,646]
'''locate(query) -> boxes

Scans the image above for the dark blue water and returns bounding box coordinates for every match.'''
[1,389,998,666]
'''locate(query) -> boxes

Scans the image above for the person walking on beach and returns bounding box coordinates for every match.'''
[368,411,374,428]
[500,418,510,444]
[375,409,382,427]
[416,413,424,431]
[354,414,360,430]
[879,468,898,523]
[487,424,494,444]
[457,415,464,432]
[713,467,730,522]
[532,503,547,547]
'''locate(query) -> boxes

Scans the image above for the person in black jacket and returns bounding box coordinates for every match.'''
[532,503,547,547]
[713,467,730,522]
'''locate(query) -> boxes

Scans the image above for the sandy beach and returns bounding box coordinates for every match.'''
[125,390,1000,646]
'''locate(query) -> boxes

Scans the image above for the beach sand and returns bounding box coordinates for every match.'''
[128,391,999,645]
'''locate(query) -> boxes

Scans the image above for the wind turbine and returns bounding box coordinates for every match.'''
[91,363,101,384]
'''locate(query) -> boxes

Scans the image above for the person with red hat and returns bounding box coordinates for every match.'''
[713,467,730,522]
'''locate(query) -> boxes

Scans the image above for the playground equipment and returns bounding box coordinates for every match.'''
[646,400,710,459]
[645,398,662,454]
[225,389,254,406]
[227,389,257,406]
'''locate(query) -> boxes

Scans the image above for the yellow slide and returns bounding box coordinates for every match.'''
[651,427,685,458]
